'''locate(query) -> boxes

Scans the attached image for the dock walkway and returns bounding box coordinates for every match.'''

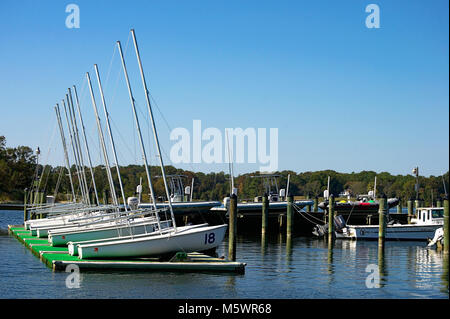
[8,225,246,274]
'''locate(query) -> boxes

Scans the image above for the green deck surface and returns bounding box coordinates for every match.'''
[8,224,246,273]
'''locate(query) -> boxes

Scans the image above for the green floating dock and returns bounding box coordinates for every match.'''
[8,225,246,274]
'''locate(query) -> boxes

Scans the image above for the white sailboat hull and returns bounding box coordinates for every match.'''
[68,223,209,255]
[336,224,442,241]
[78,224,227,259]
[48,219,171,246]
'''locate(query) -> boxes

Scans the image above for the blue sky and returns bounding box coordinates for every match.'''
[0,0,448,177]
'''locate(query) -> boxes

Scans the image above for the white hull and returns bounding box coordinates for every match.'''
[78,224,227,259]
[29,211,117,237]
[68,223,208,255]
[336,224,442,241]
[48,219,171,246]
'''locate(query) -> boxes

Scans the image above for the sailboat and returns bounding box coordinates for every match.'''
[73,29,227,258]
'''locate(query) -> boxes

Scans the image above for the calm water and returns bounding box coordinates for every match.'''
[0,209,448,299]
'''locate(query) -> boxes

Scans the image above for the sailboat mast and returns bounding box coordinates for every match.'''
[190,177,194,202]
[72,85,100,206]
[327,176,330,199]
[116,40,158,210]
[54,104,76,202]
[68,88,91,205]
[116,40,164,232]
[286,174,291,197]
[86,71,119,208]
[131,29,176,230]
[62,98,86,203]
[373,176,377,199]
[93,64,128,211]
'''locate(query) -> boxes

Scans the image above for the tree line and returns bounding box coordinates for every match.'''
[1,136,448,205]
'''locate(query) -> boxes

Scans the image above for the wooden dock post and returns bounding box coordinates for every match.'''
[377,241,385,288]
[262,193,268,235]
[397,198,402,214]
[23,188,28,222]
[306,194,311,213]
[313,196,318,213]
[103,189,109,205]
[38,191,45,219]
[407,198,413,224]
[378,195,387,248]
[444,197,449,254]
[328,195,335,241]
[228,193,237,261]
[286,195,293,238]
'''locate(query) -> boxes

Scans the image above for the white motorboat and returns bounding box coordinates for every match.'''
[336,206,444,241]
[78,224,227,259]
[427,227,444,248]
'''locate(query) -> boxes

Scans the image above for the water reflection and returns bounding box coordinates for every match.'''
[414,247,446,291]
[442,253,449,293]
[261,233,267,256]
[378,245,387,288]
[285,235,293,270]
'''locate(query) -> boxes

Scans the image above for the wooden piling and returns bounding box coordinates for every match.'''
[286,195,293,238]
[397,198,402,214]
[328,195,335,241]
[261,194,268,235]
[313,196,318,213]
[444,197,449,254]
[39,192,45,219]
[407,199,413,224]
[306,194,311,213]
[228,193,237,261]
[23,189,28,222]
[103,189,109,205]
[378,195,387,248]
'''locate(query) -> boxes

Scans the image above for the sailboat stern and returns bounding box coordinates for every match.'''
[78,224,228,259]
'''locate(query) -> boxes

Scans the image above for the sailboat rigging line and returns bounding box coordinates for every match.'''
[73,84,100,206]
[37,119,58,197]
[68,88,91,205]
[131,28,177,231]
[345,201,357,225]
[108,115,136,162]
[86,71,120,209]
[103,43,117,94]
[53,166,64,200]
[294,205,325,226]
[117,39,163,234]
[94,63,128,211]
[54,104,76,201]
[62,98,86,203]
[63,95,84,204]
[293,203,324,224]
